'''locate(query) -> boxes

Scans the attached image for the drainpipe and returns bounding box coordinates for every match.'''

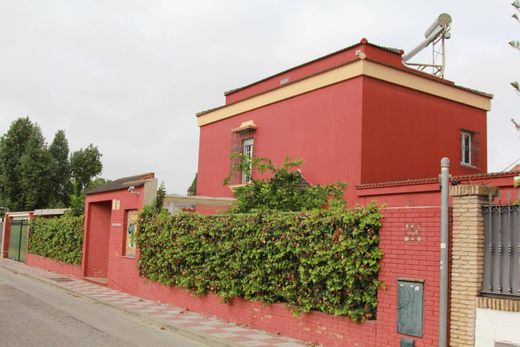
[439,157,449,347]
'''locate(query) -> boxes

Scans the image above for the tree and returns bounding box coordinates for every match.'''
[48,130,72,207]
[18,126,55,210]
[0,117,53,210]
[0,117,105,211]
[70,144,102,193]
[155,181,166,211]
[187,174,197,196]
[0,117,36,210]
[225,154,346,213]
[69,177,109,216]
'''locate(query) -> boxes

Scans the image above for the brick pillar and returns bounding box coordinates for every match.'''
[449,185,498,347]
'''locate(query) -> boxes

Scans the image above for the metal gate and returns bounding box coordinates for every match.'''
[482,204,520,298]
[8,219,29,262]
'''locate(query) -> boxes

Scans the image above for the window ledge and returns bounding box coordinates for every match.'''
[460,163,479,170]
[228,183,250,191]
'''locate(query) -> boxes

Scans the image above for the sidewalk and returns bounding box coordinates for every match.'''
[0,259,308,347]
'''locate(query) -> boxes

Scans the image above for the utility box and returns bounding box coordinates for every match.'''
[397,280,424,337]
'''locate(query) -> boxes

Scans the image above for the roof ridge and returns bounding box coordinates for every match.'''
[223,39,402,96]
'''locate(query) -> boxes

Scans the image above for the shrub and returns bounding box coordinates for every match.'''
[28,213,84,265]
[137,204,382,322]
[225,155,346,213]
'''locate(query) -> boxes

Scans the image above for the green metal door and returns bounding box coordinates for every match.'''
[8,221,22,261]
[19,221,28,262]
[8,220,29,262]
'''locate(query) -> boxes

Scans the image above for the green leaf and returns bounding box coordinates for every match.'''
[136,205,383,322]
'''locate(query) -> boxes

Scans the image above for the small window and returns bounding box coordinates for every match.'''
[123,210,138,257]
[461,131,472,166]
[242,138,254,183]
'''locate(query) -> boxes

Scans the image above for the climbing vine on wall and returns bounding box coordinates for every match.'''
[137,205,383,322]
[28,214,84,265]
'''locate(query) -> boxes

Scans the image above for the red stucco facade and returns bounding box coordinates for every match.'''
[196,39,491,204]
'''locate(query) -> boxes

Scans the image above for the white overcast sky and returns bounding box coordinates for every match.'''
[0,0,518,194]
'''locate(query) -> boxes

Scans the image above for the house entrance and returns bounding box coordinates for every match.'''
[84,201,112,283]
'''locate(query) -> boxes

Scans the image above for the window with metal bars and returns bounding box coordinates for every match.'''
[482,204,520,299]
[229,127,255,185]
[241,138,254,183]
[460,130,480,169]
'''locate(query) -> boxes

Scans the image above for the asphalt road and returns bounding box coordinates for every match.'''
[0,267,208,347]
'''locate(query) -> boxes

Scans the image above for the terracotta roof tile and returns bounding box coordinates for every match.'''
[355,171,517,190]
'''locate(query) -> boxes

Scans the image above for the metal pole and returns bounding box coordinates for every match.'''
[440,157,450,347]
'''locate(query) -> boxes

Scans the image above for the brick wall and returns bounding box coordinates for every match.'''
[134,280,377,347]
[20,184,445,347]
[95,205,442,347]
[82,187,145,292]
[449,185,497,347]
[375,207,441,347]
[26,179,515,346]
[26,253,82,278]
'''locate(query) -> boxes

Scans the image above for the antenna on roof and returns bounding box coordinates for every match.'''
[402,13,452,78]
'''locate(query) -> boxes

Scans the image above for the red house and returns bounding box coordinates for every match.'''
[196,38,492,203]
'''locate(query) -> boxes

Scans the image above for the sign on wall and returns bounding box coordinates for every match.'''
[125,210,138,257]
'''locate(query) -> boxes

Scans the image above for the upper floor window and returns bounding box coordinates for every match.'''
[242,138,254,183]
[461,131,472,166]
[229,121,257,186]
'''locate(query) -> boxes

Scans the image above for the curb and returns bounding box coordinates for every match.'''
[0,263,240,347]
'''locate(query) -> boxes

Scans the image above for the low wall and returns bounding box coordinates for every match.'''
[23,205,442,346]
[135,279,376,347]
[26,254,82,278]
[100,206,441,347]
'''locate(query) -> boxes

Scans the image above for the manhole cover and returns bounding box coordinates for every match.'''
[49,277,74,282]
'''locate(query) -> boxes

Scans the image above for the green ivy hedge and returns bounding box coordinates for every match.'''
[28,214,84,265]
[137,205,382,322]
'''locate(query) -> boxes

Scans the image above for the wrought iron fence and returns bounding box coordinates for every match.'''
[482,203,520,298]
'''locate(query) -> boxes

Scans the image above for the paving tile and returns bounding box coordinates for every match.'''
[226,335,254,342]
[0,260,307,347]
[253,335,287,345]
[274,343,306,347]
[210,332,241,339]
[245,333,279,340]
[237,341,274,347]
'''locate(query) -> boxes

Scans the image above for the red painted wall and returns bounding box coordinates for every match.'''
[84,201,112,278]
[361,77,487,184]
[82,187,144,291]
[133,281,377,347]
[77,205,441,347]
[26,254,82,278]
[198,77,365,201]
[375,207,441,347]
[199,78,488,206]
